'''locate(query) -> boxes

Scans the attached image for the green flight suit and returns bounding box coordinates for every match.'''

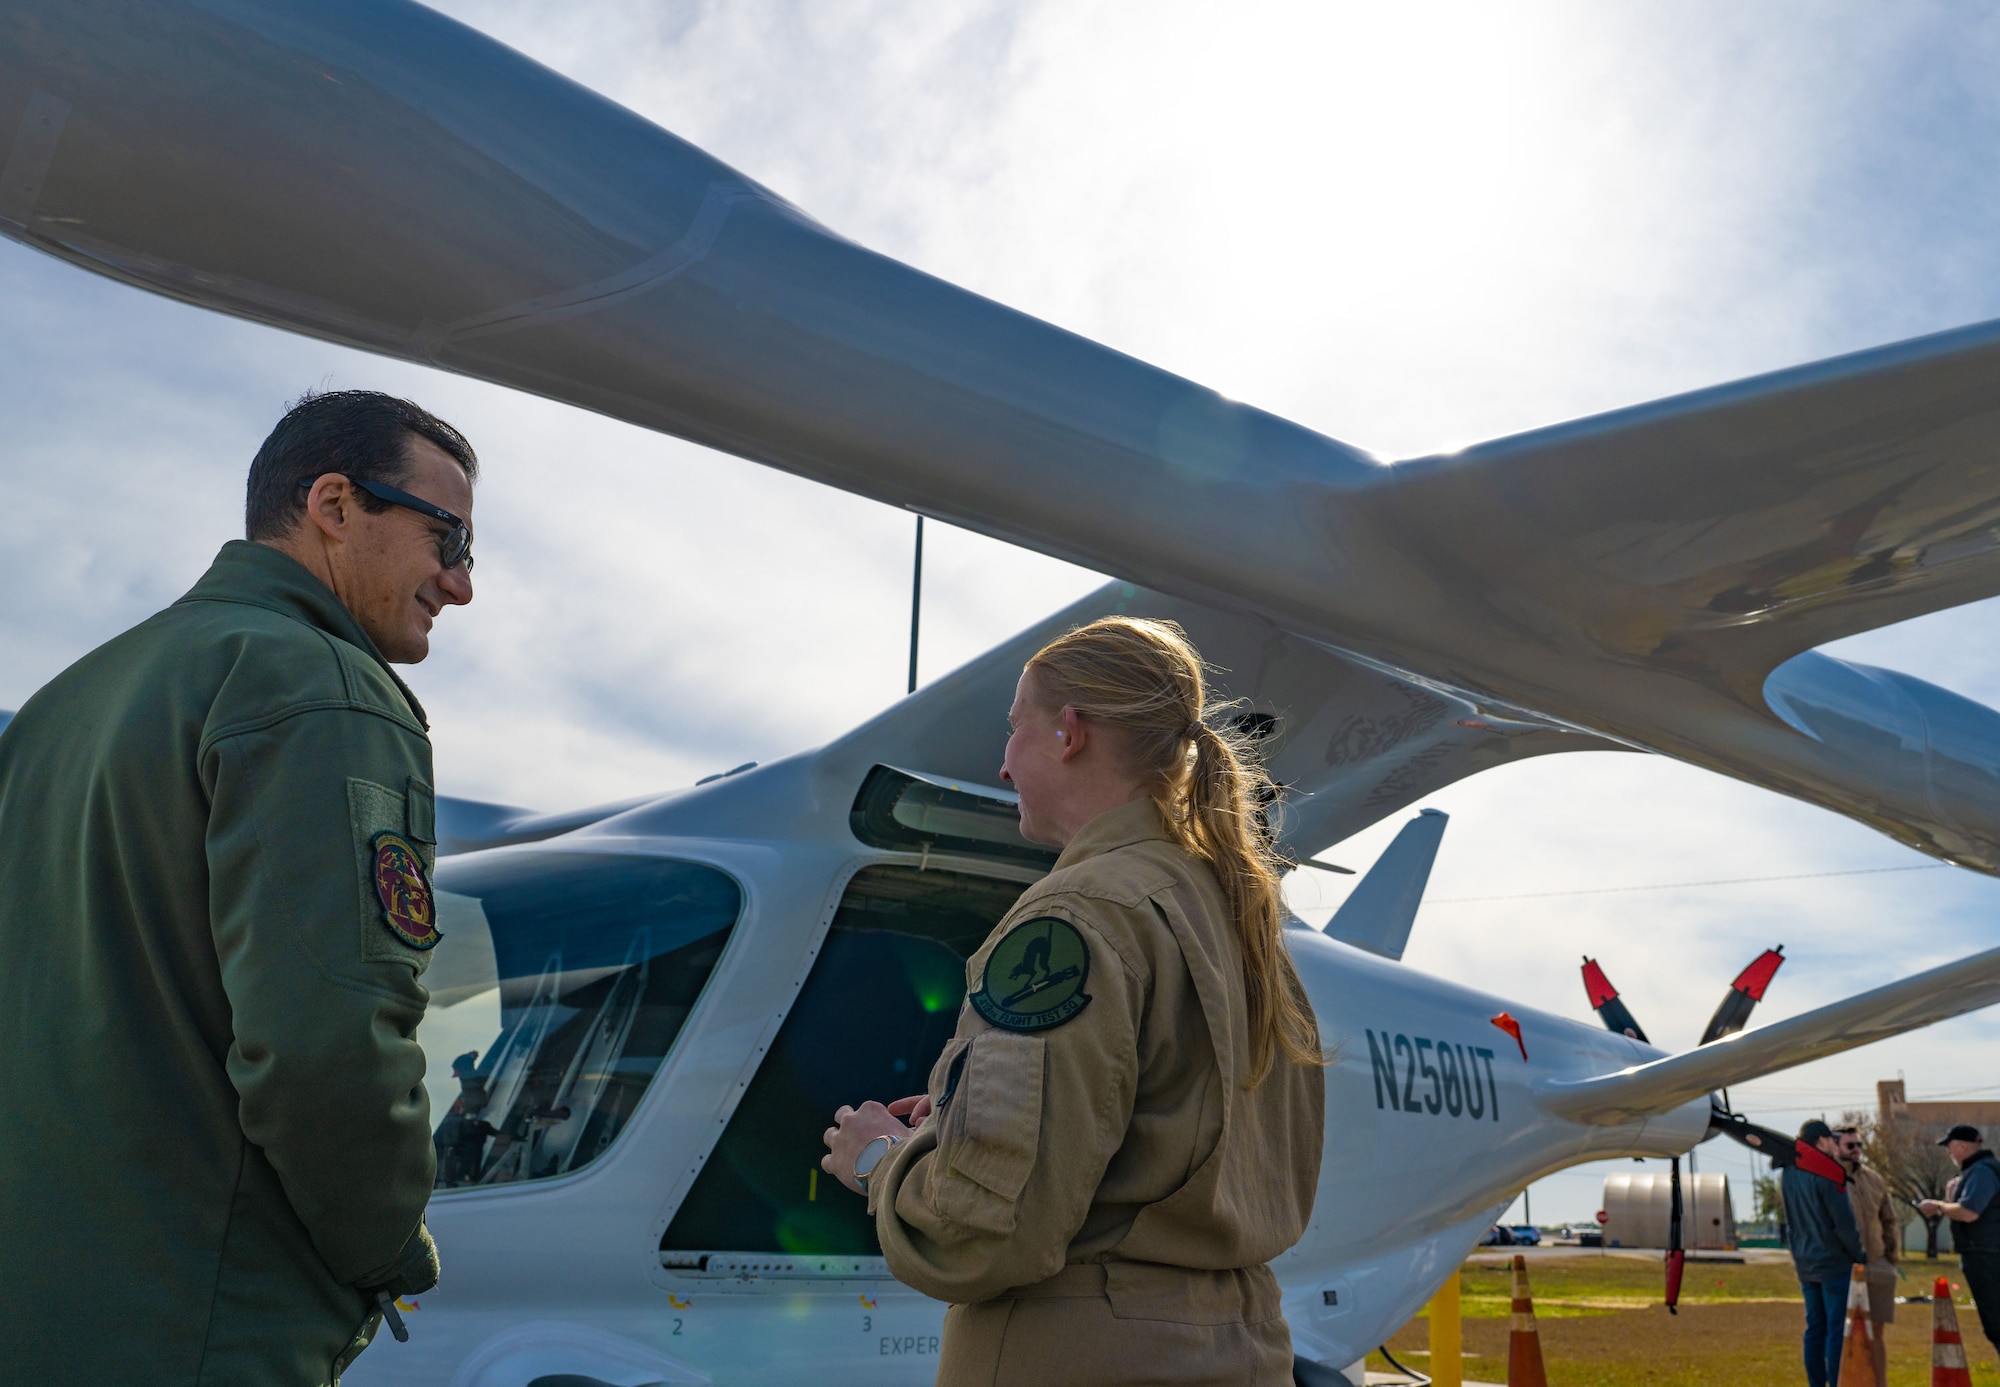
[0,540,442,1386]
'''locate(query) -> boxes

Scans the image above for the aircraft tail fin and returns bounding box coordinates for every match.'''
[1541,941,2000,1124]
[1320,809,1448,961]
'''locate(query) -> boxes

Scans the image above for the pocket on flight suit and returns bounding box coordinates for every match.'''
[348,776,440,976]
[935,1031,1045,1234]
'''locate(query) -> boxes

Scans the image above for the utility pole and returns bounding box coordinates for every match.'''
[907,516,924,695]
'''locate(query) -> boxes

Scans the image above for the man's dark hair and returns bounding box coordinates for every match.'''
[245,390,478,540]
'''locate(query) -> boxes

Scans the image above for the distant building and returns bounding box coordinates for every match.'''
[1879,1080,2000,1137]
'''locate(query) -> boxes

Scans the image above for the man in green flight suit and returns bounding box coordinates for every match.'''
[0,391,480,1385]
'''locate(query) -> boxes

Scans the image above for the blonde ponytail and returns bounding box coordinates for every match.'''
[1025,617,1324,1085]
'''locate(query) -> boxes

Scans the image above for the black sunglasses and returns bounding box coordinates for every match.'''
[300,474,474,572]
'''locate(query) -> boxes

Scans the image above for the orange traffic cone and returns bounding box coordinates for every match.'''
[1838,1264,1878,1387]
[1507,1253,1548,1387]
[1934,1275,1974,1387]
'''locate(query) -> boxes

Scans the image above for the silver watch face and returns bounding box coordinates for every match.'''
[854,1134,896,1181]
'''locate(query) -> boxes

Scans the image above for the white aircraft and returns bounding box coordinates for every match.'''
[8,4,2000,1383]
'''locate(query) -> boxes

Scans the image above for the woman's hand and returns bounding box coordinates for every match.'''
[821,1101,914,1194]
[887,1093,933,1125]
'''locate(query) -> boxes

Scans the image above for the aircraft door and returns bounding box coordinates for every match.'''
[660,863,1026,1258]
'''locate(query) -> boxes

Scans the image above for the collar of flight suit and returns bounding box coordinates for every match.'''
[176,539,431,730]
[1053,796,1171,872]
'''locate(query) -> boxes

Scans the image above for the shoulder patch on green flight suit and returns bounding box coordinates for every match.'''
[349,778,440,970]
[970,916,1092,1032]
[371,832,441,950]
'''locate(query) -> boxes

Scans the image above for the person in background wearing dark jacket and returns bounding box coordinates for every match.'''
[1784,1118,1866,1387]
[1922,1124,2000,1361]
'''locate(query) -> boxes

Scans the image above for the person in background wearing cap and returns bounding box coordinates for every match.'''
[1835,1126,1898,1387]
[1783,1118,1866,1387]
[1922,1124,2000,1358]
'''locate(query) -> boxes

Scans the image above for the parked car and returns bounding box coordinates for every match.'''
[1479,1224,1515,1246]
[1510,1225,1542,1246]
[1559,1222,1604,1248]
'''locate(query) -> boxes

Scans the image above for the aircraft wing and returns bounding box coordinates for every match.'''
[10,1,2000,865]
[1540,943,2000,1125]
[433,791,659,856]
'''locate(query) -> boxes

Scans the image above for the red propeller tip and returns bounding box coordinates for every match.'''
[1730,947,1785,1000]
[1581,957,1619,1009]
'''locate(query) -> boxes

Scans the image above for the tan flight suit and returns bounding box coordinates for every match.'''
[871,798,1326,1387]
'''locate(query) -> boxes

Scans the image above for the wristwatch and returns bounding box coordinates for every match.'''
[853,1133,902,1191]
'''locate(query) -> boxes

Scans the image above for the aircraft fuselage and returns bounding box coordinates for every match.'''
[344,757,1705,1387]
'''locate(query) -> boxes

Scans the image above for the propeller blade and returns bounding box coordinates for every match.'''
[1697,946,1785,1046]
[1706,1106,1798,1167]
[1581,956,1650,1042]
[1665,1156,1685,1315]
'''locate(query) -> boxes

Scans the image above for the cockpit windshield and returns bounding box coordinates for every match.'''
[420,850,741,1190]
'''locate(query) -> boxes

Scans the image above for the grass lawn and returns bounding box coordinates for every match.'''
[1366,1252,2000,1386]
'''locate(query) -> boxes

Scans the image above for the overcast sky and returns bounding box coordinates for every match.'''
[9,0,2000,1223]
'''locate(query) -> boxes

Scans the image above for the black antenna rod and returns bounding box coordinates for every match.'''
[907,515,924,694]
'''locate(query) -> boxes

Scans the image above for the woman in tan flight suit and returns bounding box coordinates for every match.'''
[822,616,1326,1386]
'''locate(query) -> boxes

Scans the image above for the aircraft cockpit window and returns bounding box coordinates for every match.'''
[420,851,741,1191]
[660,863,1026,1257]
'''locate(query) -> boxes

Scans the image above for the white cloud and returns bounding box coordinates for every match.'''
[9,0,2000,1219]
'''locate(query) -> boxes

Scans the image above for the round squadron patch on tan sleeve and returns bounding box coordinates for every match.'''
[970,916,1091,1031]
[372,831,442,950]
